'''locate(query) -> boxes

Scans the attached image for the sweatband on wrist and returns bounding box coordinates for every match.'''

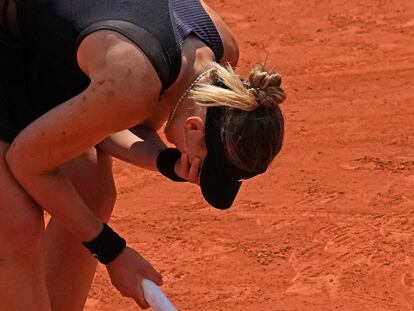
[82,223,126,264]
[156,148,187,182]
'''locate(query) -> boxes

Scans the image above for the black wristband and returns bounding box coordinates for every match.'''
[82,223,126,264]
[156,148,187,182]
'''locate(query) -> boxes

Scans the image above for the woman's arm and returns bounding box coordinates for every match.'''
[5,31,162,241]
[98,126,168,171]
[99,127,204,186]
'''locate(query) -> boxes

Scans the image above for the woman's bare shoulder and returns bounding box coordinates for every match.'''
[200,0,239,66]
[76,30,161,89]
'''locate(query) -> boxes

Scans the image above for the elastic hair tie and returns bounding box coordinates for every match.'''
[242,81,252,89]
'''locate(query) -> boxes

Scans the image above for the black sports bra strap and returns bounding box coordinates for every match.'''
[77,20,171,92]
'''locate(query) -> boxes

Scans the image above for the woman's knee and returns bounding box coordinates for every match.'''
[61,148,117,222]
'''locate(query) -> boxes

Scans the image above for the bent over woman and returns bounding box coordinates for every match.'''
[0,0,286,309]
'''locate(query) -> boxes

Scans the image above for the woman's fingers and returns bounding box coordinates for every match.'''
[154,272,163,286]
[178,153,201,184]
[188,157,201,184]
[145,265,164,286]
[180,153,189,180]
[133,283,150,310]
[133,268,163,309]
[134,268,164,309]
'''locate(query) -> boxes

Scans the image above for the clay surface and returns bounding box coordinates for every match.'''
[86,0,414,309]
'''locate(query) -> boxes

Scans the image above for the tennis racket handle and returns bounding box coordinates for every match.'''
[141,278,178,311]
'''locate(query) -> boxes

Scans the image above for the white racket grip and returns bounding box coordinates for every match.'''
[141,279,178,311]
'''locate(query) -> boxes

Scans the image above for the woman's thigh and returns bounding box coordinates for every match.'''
[0,141,116,257]
[60,147,117,221]
[0,140,44,256]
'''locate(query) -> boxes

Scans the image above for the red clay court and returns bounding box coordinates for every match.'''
[85,0,414,309]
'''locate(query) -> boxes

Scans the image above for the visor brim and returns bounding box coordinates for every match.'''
[200,155,242,210]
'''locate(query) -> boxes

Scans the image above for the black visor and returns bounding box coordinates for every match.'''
[200,107,266,209]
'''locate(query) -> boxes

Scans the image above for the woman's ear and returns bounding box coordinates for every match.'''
[183,116,207,163]
[184,116,205,132]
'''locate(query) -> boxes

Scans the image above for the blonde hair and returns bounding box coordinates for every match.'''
[190,62,286,111]
[190,63,286,173]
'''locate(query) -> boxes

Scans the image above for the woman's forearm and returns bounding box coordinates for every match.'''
[5,159,103,241]
[98,127,167,171]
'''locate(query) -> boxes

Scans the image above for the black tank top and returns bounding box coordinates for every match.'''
[173,0,224,61]
[14,0,223,112]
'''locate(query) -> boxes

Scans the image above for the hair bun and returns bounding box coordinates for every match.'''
[248,65,286,109]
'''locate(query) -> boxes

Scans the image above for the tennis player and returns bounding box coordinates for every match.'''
[0,0,285,309]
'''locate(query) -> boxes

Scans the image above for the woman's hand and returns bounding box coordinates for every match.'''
[174,152,202,185]
[106,246,163,309]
